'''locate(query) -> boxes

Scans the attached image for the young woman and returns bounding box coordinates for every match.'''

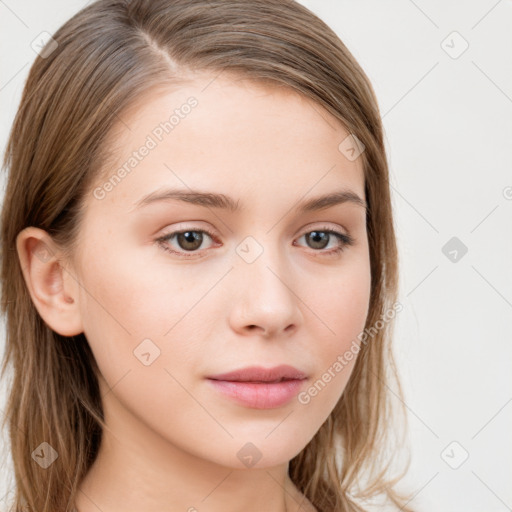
[0,1,414,510]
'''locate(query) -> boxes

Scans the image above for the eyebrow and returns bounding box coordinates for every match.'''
[131,187,367,214]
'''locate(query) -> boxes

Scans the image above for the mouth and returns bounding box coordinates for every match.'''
[207,364,307,383]
[206,365,308,409]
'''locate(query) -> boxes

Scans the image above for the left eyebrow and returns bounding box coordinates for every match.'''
[130,187,367,214]
[295,190,367,214]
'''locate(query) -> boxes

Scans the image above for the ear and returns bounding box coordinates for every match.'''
[16,226,83,337]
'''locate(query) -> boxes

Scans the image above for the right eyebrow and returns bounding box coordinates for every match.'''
[131,188,241,213]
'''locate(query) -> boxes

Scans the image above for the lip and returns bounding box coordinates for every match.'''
[206,365,308,409]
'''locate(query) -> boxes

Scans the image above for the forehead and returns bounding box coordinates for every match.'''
[87,72,365,214]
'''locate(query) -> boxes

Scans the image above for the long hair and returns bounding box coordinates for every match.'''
[0,1,414,510]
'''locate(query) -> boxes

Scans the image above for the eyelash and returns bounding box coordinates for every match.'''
[155,225,354,260]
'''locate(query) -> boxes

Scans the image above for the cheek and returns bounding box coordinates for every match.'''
[76,239,217,388]
[75,243,168,377]
[296,258,371,414]
[313,258,371,357]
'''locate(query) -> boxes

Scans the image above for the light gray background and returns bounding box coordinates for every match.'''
[1,1,511,511]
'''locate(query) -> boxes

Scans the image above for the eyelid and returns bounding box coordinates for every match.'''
[297,221,349,237]
[156,222,219,242]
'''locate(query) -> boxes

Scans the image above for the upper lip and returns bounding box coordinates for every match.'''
[207,365,307,383]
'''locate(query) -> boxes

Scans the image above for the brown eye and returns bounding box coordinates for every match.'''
[155,228,217,259]
[305,231,330,250]
[295,227,354,256]
[175,231,204,251]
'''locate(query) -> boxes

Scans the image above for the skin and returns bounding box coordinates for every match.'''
[16,71,371,512]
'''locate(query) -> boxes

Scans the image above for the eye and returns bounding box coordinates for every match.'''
[294,226,354,257]
[155,227,217,259]
[155,225,354,259]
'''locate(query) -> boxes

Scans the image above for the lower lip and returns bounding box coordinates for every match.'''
[207,378,306,409]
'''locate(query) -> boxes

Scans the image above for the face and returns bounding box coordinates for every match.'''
[71,72,371,469]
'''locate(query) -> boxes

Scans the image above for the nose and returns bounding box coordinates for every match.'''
[228,245,303,339]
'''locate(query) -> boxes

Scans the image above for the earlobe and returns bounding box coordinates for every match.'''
[15,227,83,337]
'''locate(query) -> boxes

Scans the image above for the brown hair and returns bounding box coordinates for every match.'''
[0,1,414,510]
